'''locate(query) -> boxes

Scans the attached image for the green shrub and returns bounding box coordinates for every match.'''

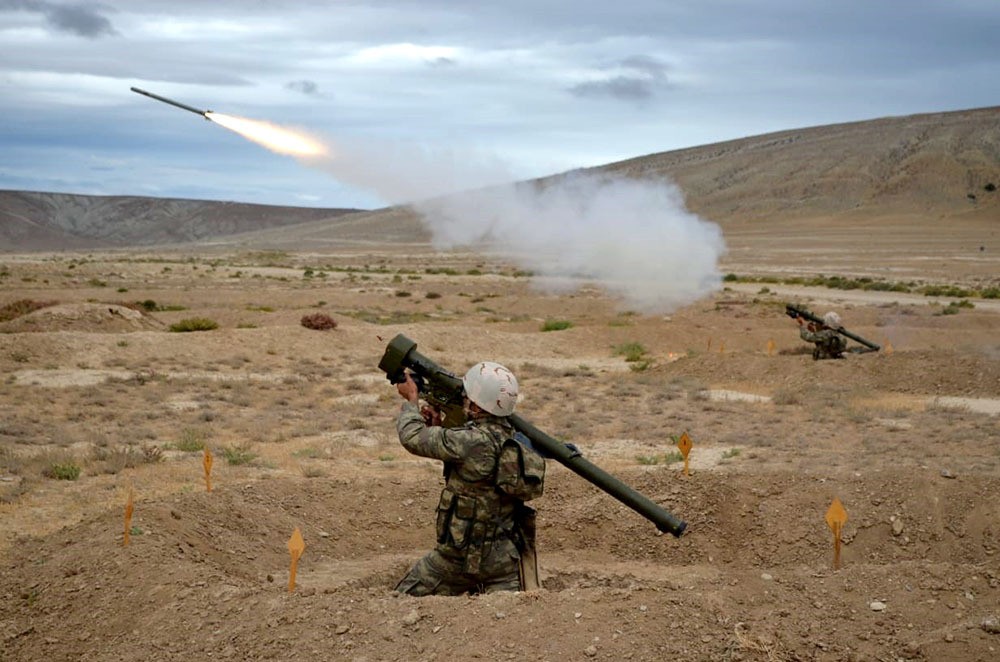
[613,342,647,362]
[169,318,219,332]
[44,462,81,480]
[171,428,206,452]
[541,319,573,332]
[222,443,256,466]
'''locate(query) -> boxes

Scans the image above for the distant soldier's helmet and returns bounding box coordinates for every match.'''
[463,361,519,416]
[823,311,843,329]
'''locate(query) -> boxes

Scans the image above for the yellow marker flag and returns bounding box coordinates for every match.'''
[203,448,213,493]
[825,497,848,569]
[123,486,135,547]
[287,527,306,593]
[677,432,693,476]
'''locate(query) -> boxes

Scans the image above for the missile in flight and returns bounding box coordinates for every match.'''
[130,86,212,119]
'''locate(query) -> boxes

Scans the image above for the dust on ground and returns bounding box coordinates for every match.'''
[1,243,999,662]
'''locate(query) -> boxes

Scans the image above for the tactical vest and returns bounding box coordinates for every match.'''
[435,420,544,573]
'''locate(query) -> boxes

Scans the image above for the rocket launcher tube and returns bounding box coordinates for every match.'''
[378,334,688,537]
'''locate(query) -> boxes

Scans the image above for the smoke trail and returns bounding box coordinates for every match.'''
[232,118,726,314]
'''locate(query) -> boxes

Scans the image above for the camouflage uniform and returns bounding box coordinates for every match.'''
[393,401,524,596]
[800,326,848,360]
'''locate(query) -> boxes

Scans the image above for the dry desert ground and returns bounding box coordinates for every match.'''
[1,223,999,661]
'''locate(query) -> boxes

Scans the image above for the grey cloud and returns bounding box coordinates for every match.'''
[570,76,655,101]
[568,55,671,101]
[0,0,117,37]
[286,79,320,96]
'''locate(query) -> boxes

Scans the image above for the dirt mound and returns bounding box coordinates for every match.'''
[2,465,998,661]
[661,347,1000,399]
[0,303,164,333]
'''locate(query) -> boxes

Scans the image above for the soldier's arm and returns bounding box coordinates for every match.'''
[396,402,490,464]
[800,326,822,342]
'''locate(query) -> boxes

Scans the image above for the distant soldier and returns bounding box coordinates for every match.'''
[796,310,848,360]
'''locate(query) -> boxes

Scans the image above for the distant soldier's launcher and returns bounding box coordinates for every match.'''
[378,334,688,537]
[785,303,881,352]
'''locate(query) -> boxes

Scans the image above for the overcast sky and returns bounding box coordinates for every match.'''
[2,0,999,210]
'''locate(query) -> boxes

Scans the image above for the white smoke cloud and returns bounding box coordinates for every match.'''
[414,172,726,313]
[301,138,725,314]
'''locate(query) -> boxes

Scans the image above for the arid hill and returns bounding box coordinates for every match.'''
[1,106,997,253]
[0,190,361,251]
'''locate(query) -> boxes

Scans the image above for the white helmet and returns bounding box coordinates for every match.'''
[463,361,519,416]
[823,311,842,329]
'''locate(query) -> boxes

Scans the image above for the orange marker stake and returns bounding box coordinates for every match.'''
[885,341,894,355]
[719,341,725,354]
[123,486,135,547]
[287,527,306,593]
[825,497,848,569]
[767,339,775,356]
[203,448,213,493]
[676,432,693,477]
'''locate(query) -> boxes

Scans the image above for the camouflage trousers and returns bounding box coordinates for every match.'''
[394,538,522,596]
[812,345,845,360]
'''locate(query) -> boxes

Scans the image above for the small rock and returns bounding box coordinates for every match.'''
[940,469,956,479]
[761,573,774,581]
[944,632,954,642]
[982,616,1000,634]
[584,645,598,657]
[870,601,887,612]
[318,531,330,538]
[335,624,350,635]
[401,609,420,626]
[495,612,506,620]
[892,520,904,536]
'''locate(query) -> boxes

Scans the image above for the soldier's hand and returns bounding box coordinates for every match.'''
[396,372,419,403]
[795,315,805,326]
[420,405,443,426]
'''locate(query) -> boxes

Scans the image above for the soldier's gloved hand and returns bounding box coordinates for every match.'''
[563,442,581,455]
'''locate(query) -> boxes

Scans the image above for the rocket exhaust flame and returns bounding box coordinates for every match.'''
[206,113,329,158]
[130,86,328,157]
